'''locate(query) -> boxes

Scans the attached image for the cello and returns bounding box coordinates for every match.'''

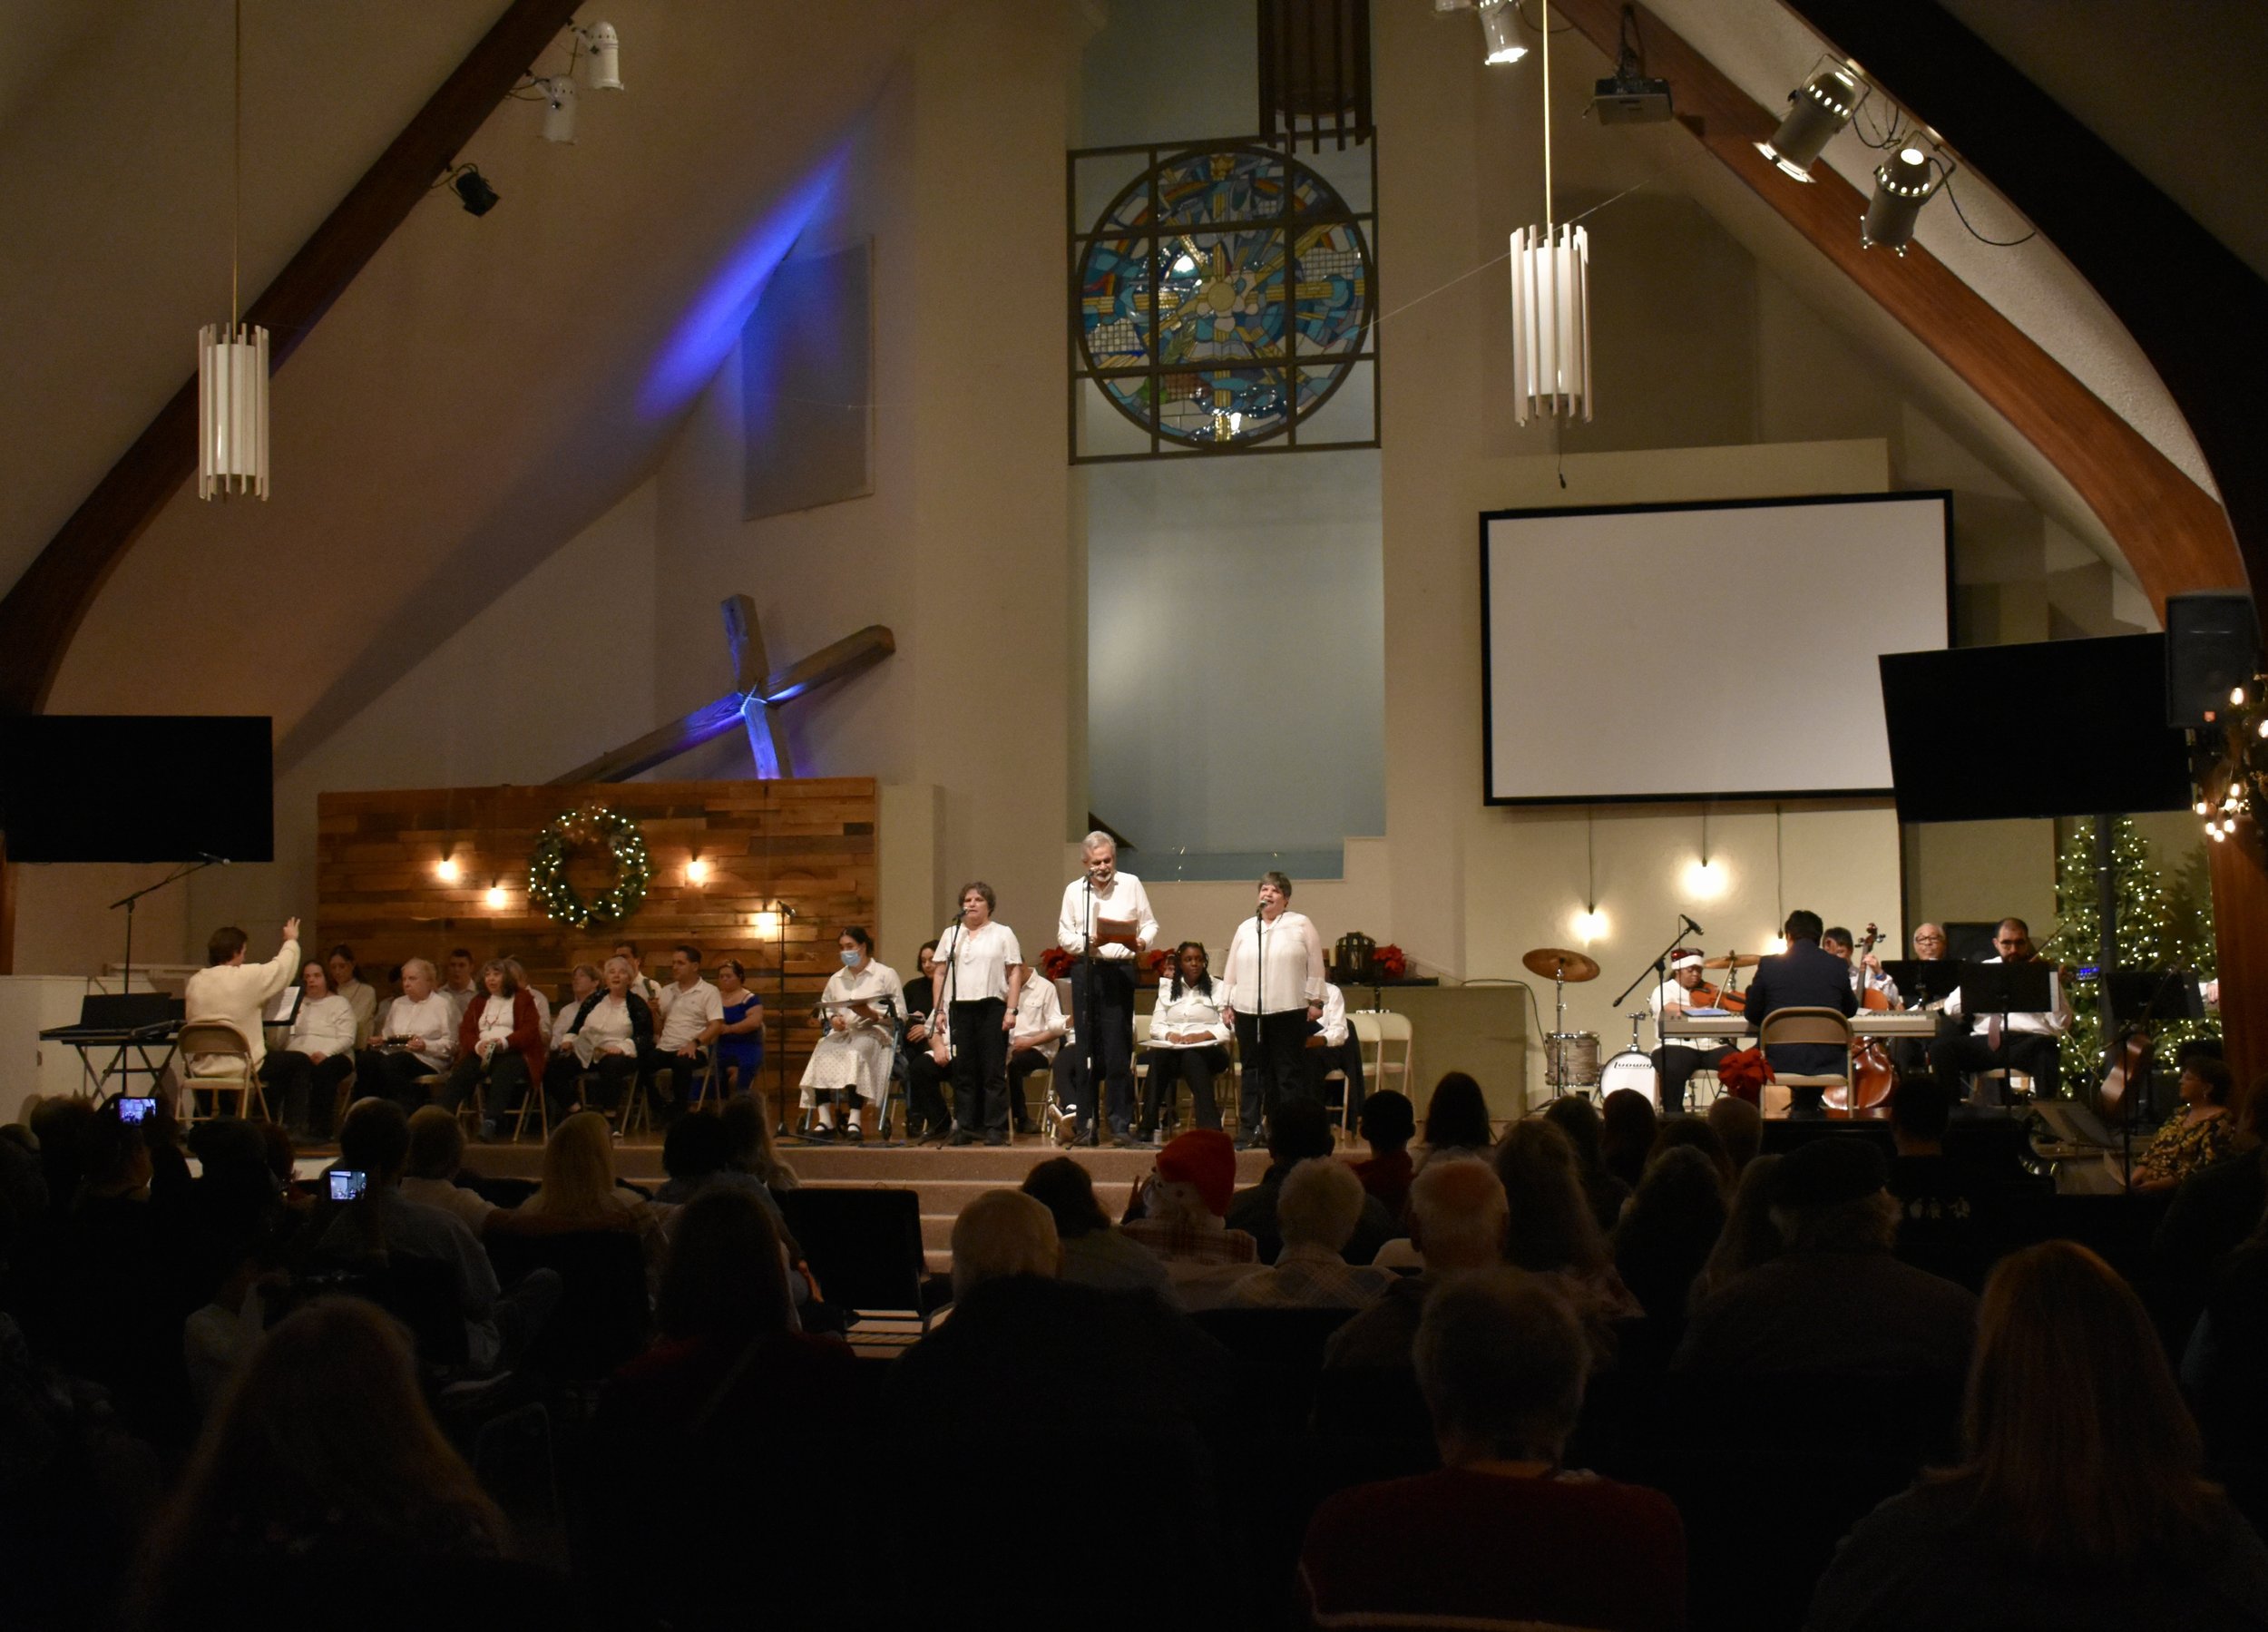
[1829,923,1897,1114]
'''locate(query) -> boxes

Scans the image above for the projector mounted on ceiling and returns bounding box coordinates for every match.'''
[1590,71,1672,123]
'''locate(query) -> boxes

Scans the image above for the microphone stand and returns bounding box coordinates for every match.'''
[936,911,966,1139]
[1253,903,1267,1141]
[1080,871,1103,1147]
[111,855,223,995]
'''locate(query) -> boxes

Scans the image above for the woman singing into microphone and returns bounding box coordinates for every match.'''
[932,883,1025,1147]
[1219,872,1326,1148]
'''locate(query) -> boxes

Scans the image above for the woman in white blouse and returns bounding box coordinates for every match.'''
[1140,941,1232,1139]
[799,927,904,1144]
[1219,870,1327,1148]
[930,881,1025,1148]
[259,962,357,1138]
[544,955,655,1119]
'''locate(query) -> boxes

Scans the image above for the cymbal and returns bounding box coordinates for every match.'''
[1704,953,1762,970]
[1523,947,1600,983]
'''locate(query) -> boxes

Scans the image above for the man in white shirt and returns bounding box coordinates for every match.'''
[325,942,378,1046]
[439,947,479,1023]
[650,943,726,1117]
[181,919,302,1093]
[1008,971,1070,1138]
[1058,832,1159,1147]
[353,957,457,1110]
[1303,980,1367,1123]
[1647,950,1738,1113]
[1929,916,2075,1103]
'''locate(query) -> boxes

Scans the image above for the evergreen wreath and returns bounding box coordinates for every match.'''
[528,805,650,929]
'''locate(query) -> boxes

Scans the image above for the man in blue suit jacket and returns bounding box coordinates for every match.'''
[1742,910,1858,1112]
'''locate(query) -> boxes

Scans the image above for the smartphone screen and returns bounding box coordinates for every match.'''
[328,1169,368,1202]
[117,1095,156,1124]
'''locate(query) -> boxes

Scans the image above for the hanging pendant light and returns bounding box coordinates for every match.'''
[1509,0,1592,424]
[199,0,269,501]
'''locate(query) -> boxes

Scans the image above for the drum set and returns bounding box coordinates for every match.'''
[1524,944,1661,1106]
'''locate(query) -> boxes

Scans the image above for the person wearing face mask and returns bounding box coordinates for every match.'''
[798,927,904,1143]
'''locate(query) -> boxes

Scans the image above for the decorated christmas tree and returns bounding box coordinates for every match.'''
[2050,816,2219,1087]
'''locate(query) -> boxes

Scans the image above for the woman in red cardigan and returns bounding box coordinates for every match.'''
[438,958,549,1138]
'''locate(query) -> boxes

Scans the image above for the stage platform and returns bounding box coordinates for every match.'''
[449,1131,1286,1271]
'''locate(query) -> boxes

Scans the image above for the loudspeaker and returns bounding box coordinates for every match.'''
[2165,591,2262,728]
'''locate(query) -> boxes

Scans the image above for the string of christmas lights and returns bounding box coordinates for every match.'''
[2052,815,2219,1083]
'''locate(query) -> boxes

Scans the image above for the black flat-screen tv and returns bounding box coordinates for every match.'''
[0,715,274,862]
[1878,634,2191,822]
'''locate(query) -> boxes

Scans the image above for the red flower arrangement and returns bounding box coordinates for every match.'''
[1038,946,1077,981]
[1142,947,1173,981]
[1374,943,1408,980]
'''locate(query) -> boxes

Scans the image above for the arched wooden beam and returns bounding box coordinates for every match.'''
[1547,0,2263,1084]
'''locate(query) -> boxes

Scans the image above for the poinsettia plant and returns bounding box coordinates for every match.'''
[1038,946,1077,981]
[1374,943,1408,979]
[1143,947,1174,981]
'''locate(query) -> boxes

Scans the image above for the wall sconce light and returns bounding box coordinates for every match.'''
[686,857,710,885]
[484,884,508,910]
[435,855,462,884]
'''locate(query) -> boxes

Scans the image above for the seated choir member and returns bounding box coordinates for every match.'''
[1808,1241,2268,1631]
[1929,916,2073,1102]
[324,942,378,1046]
[2131,1055,2239,1193]
[1139,940,1231,1140]
[351,956,456,1110]
[437,948,478,1024]
[1305,977,1366,1124]
[543,955,653,1118]
[798,928,903,1142]
[1227,1156,1393,1309]
[711,957,765,1095]
[647,943,725,1116]
[898,940,950,1143]
[503,956,549,1036]
[550,963,599,1051]
[1674,1135,1976,1381]
[259,960,355,1139]
[611,939,663,1006]
[1004,958,1069,1139]
[181,918,302,1102]
[1301,1270,1687,1632]
[437,959,546,1137]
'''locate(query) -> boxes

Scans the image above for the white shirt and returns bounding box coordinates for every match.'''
[182,936,301,1070]
[1945,957,2074,1039]
[576,992,640,1057]
[283,992,357,1060]
[551,993,591,1050]
[1149,976,1232,1049]
[818,960,905,1037]
[1220,910,1326,1015]
[1012,974,1066,1062]
[526,986,552,1036]
[935,918,1022,1003]
[1313,981,1351,1048]
[376,992,456,1070]
[1845,963,1903,1008]
[1057,871,1160,962]
[441,980,478,1025]
[655,977,726,1052]
[474,993,518,1054]
[336,977,378,1046]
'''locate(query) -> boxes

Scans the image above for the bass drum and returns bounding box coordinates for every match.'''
[1598,1049,1660,1107]
[1544,1031,1600,1091]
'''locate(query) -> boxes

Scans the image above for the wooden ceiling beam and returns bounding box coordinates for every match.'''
[0,0,582,719]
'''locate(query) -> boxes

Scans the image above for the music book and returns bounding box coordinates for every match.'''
[1096,916,1140,949]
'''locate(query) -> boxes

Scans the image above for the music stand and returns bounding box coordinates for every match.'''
[2101,967,2203,1184]
[1881,959,1960,1008]
[1957,960,2055,1107]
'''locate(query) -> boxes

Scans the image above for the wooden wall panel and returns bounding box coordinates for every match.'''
[316,778,878,1111]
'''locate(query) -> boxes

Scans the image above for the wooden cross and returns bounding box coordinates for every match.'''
[551,594,894,784]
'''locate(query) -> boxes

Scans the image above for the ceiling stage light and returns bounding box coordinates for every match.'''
[539,76,577,143]
[450,165,500,216]
[577,22,622,90]
[1861,144,1945,255]
[1478,0,1527,65]
[1755,64,1863,181]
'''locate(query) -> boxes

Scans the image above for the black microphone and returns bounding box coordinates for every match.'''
[198,852,230,865]
[1681,914,1705,935]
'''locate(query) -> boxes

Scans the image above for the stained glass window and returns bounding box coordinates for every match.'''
[1070,141,1377,460]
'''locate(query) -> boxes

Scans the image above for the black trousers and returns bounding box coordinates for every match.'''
[1236,1010,1311,1133]
[1140,1045,1227,1132]
[1652,1044,1735,1111]
[1069,961,1137,1134]
[1931,1030,2062,1101]
[642,1048,710,1113]
[902,1045,951,1134]
[543,1050,643,1113]
[352,1048,437,1111]
[438,1051,532,1120]
[950,999,1010,1136]
[259,1051,352,1136]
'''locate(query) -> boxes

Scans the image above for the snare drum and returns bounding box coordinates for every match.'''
[1598,1049,1660,1107]
[1545,1031,1600,1090]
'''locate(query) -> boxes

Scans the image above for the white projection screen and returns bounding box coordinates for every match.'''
[1482,493,1950,802]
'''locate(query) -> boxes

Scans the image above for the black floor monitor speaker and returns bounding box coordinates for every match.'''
[2165,591,2262,728]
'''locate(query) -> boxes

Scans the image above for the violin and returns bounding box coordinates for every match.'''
[1686,979,1746,1014]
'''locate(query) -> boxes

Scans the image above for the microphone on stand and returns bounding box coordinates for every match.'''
[1681,914,1706,936]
